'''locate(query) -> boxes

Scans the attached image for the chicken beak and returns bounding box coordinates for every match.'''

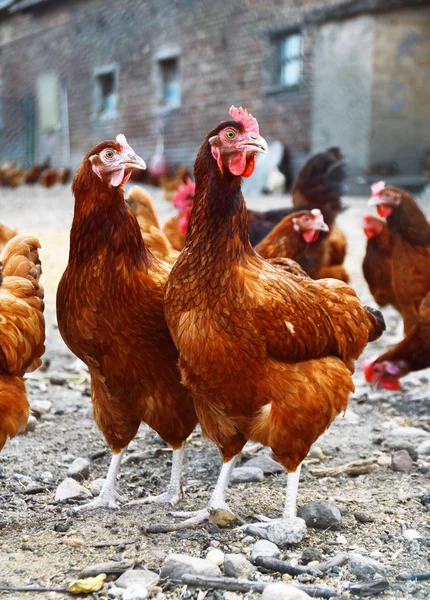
[315,222,329,232]
[124,154,147,171]
[368,196,382,206]
[244,134,268,154]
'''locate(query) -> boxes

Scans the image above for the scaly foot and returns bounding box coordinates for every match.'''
[127,490,182,506]
[73,490,127,512]
[243,515,307,546]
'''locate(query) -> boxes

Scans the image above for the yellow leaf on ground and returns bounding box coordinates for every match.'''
[69,573,106,594]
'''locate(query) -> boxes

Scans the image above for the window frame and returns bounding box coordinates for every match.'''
[154,47,181,113]
[265,27,303,95]
[93,64,119,120]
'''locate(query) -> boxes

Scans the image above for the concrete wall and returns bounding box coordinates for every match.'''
[370,6,430,174]
[311,15,375,176]
[0,0,347,171]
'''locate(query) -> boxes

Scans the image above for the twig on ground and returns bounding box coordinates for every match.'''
[0,587,72,594]
[310,458,376,478]
[396,572,430,581]
[349,578,390,596]
[78,559,135,578]
[180,574,340,598]
[90,538,138,548]
[252,552,348,575]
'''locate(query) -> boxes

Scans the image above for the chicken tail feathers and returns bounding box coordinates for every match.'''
[365,305,386,342]
[0,235,42,286]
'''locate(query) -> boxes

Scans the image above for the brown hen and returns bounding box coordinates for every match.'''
[369,182,430,333]
[0,235,45,451]
[56,135,197,511]
[164,107,384,542]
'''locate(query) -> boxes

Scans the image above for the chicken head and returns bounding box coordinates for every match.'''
[292,208,329,243]
[89,134,146,187]
[361,357,403,390]
[368,181,401,219]
[208,106,268,178]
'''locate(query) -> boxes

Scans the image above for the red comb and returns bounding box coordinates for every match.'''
[173,177,195,212]
[370,181,385,197]
[229,106,259,136]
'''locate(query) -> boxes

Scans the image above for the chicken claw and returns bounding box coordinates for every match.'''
[127,491,182,506]
[73,490,127,512]
[127,446,185,507]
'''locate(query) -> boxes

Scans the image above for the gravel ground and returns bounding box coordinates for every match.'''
[0,183,429,600]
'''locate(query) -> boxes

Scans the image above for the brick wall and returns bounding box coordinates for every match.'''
[0,0,350,173]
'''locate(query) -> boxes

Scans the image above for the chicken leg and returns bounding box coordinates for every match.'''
[245,464,307,545]
[145,456,237,532]
[127,445,185,506]
[74,448,127,512]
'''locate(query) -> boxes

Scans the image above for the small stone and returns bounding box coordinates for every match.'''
[262,582,312,599]
[353,512,375,524]
[231,466,265,483]
[307,446,324,460]
[68,458,91,481]
[336,535,347,545]
[89,478,105,496]
[54,521,70,532]
[348,553,390,580]
[108,586,124,599]
[160,554,221,579]
[209,508,236,527]
[122,585,148,600]
[24,415,37,433]
[62,454,76,464]
[377,455,391,467]
[206,548,224,566]
[224,554,256,579]
[369,550,384,560]
[30,400,52,417]
[266,518,307,547]
[55,478,92,501]
[420,493,430,506]
[50,373,67,386]
[298,500,341,530]
[251,540,281,561]
[116,570,159,589]
[245,455,284,474]
[417,439,430,456]
[388,440,418,460]
[301,548,323,565]
[391,450,414,473]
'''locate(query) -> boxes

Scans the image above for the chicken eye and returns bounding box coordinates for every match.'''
[105,150,114,159]
[226,130,236,140]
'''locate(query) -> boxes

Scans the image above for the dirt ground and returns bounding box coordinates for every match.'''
[0,183,429,600]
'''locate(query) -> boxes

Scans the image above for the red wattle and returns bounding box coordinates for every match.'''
[377,204,393,218]
[228,150,247,176]
[302,230,319,243]
[242,155,256,178]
